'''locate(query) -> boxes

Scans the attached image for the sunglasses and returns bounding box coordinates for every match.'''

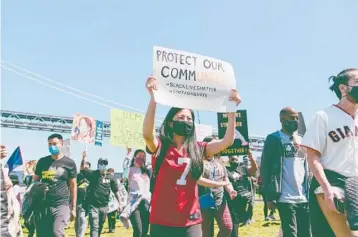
[98,160,108,166]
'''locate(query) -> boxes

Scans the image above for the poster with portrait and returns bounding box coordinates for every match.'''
[217,110,249,156]
[71,113,103,146]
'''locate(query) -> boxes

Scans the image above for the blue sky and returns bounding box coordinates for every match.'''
[1,0,357,171]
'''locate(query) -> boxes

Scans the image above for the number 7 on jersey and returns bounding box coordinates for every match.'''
[176,158,191,185]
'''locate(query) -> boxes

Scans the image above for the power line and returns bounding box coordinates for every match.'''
[1,60,164,118]
[1,61,266,138]
[1,65,114,109]
[1,64,164,123]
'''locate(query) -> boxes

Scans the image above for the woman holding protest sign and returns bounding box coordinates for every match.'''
[143,76,241,237]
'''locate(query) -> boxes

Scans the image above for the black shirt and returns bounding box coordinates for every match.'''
[83,170,119,207]
[77,171,90,205]
[35,155,77,206]
[227,165,250,192]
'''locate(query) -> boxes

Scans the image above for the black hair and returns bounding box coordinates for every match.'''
[130,149,151,177]
[48,133,63,141]
[203,135,218,143]
[158,107,204,180]
[107,168,115,173]
[85,161,91,168]
[329,68,358,99]
[98,158,108,166]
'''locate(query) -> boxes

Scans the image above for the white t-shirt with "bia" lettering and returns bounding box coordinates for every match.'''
[301,105,358,177]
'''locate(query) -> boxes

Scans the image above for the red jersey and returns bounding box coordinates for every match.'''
[150,140,206,227]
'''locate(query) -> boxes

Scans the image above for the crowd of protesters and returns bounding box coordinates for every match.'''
[0,68,357,237]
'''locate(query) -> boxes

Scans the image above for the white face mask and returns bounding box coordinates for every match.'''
[98,164,107,171]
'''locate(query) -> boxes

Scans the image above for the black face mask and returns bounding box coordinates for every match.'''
[283,120,299,133]
[347,86,358,103]
[172,121,193,136]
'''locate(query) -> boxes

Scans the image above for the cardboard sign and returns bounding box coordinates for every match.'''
[110,109,146,148]
[153,46,237,112]
[217,110,249,156]
[108,191,119,213]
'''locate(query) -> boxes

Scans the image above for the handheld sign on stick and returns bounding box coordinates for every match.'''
[217,110,249,156]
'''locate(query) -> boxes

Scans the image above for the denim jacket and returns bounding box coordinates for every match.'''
[260,131,309,202]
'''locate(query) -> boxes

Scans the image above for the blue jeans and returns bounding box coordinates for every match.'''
[75,204,87,237]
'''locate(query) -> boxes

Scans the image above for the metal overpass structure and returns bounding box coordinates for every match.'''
[0,110,266,151]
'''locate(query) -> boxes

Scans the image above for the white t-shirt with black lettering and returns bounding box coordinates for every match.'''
[301,105,358,177]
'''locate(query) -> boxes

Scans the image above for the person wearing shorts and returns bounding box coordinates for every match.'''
[302,68,358,237]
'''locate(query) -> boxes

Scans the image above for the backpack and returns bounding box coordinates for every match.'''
[150,141,169,193]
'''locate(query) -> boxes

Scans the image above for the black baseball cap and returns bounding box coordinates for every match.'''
[98,158,108,165]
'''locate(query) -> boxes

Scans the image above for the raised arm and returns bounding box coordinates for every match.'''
[206,89,241,158]
[247,150,258,176]
[80,151,87,170]
[143,76,159,153]
[206,113,236,157]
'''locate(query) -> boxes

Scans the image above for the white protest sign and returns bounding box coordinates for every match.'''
[195,124,213,142]
[108,192,119,213]
[153,46,237,112]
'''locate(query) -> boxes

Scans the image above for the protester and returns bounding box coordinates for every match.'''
[7,177,23,237]
[10,175,22,209]
[22,182,36,237]
[106,168,118,233]
[75,156,91,237]
[226,152,256,237]
[261,108,311,237]
[199,135,237,237]
[143,76,241,237]
[23,160,36,186]
[301,68,358,237]
[1,145,11,237]
[120,148,151,237]
[80,155,122,237]
[242,154,258,225]
[33,134,77,237]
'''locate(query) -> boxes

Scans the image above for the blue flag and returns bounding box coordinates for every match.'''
[6,146,23,173]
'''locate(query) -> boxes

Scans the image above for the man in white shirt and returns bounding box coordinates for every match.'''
[301,68,358,237]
